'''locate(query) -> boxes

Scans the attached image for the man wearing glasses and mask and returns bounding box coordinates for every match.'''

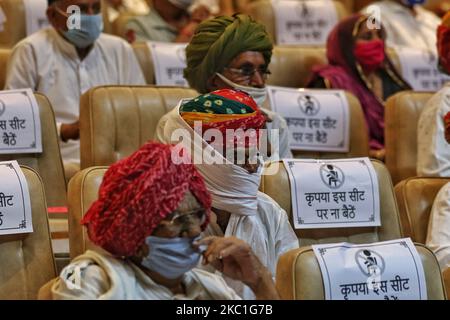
[39,142,280,300]
[183,14,293,159]
[5,0,145,173]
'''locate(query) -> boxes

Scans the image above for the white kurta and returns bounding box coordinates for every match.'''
[41,250,241,300]
[426,182,450,271]
[5,28,146,164]
[156,102,299,299]
[263,107,293,159]
[362,1,440,52]
[417,83,450,177]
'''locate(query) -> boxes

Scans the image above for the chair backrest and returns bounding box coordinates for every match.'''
[0,93,67,209]
[287,91,369,159]
[266,46,327,88]
[394,177,449,244]
[0,166,57,299]
[385,91,434,185]
[276,244,447,300]
[111,13,135,39]
[79,85,198,169]
[68,166,108,259]
[260,160,402,245]
[247,0,349,44]
[0,0,26,48]
[132,42,155,84]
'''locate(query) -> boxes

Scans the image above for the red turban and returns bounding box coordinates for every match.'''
[81,142,211,257]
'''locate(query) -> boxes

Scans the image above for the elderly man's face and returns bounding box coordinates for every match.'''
[47,0,101,31]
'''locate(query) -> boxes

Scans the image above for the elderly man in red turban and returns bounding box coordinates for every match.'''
[156,89,298,299]
[38,142,279,300]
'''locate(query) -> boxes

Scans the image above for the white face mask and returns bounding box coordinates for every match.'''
[215,73,267,107]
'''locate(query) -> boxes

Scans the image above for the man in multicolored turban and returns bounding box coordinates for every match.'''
[38,142,279,300]
[417,11,450,177]
[183,14,293,159]
[156,89,298,299]
[421,12,450,274]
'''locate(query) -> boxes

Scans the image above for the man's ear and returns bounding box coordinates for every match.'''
[46,6,60,29]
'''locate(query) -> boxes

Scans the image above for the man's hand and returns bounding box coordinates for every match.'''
[60,120,80,142]
[194,236,279,299]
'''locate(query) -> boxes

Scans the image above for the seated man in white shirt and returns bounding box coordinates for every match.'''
[362,0,441,51]
[417,12,450,177]
[5,0,145,172]
[39,142,279,300]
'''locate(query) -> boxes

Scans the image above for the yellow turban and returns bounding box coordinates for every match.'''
[184,14,273,93]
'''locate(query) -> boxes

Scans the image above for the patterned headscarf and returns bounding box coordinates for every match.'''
[81,142,211,257]
[184,14,273,93]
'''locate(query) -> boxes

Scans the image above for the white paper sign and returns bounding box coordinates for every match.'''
[148,41,188,87]
[312,238,427,300]
[272,0,338,45]
[283,157,380,229]
[24,0,50,36]
[0,161,33,235]
[268,86,349,152]
[393,46,450,91]
[0,7,6,32]
[0,89,42,154]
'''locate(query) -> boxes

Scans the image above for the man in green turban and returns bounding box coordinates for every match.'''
[184,14,292,158]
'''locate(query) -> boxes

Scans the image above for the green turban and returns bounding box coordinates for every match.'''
[184,14,273,93]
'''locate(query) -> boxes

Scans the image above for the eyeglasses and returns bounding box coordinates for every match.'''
[153,208,207,237]
[224,67,271,80]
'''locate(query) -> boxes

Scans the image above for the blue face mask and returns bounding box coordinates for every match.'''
[63,14,103,48]
[401,0,426,6]
[141,236,201,279]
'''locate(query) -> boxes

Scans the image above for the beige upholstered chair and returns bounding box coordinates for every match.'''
[132,42,155,85]
[260,160,402,244]
[67,166,108,259]
[0,166,57,299]
[276,244,447,300]
[247,0,349,44]
[394,177,449,244]
[385,91,434,185]
[79,85,198,169]
[285,91,369,159]
[0,48,11,89]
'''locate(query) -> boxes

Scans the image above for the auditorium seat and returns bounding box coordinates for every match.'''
[0,166,57,299]
[0,93,68,270]
[111,13,136,40]
[67,166,108,259]
[260,160,402,244]
[394,177,449,244]
[132,42,155,84]
[385,91,434,185]
[0,48,11,89]
[79,85,198,169]
[276,244,447,300]
[246,0,349,44]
